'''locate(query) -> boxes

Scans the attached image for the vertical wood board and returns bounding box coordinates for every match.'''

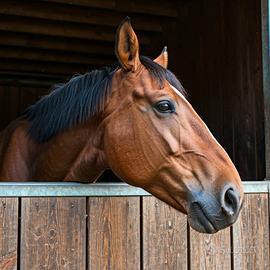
[232,193,269,270]
[0,198,18,270]
[189,227,231,270]
[88,197,140,270]
[20,197,86,270]
[142,197,188,270]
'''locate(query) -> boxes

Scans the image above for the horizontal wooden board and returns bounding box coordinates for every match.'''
[0,2,163,32]
[42,0,179,17]
[0,59,93,76]
[0,32,115,55]
[0,46,115,66]
[142,197,187,270]
[0,15,151,44]
[88,197,140,270]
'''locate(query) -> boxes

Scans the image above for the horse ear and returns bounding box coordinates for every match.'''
[115,17,141,72]
[154,46,168,69]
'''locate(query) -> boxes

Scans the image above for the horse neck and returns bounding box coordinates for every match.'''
[0,120,35,181]
[0,118,106,181]
[32,117,106,182]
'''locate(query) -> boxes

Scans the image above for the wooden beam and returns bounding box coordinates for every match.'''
[0,1,163,32]
[0,31,150,57]
[41,0,178,17]
[0,59,96,76]
[0,46,115,66]
[0,71,67,87]
[0,32,114,55]
[0,15,151,44]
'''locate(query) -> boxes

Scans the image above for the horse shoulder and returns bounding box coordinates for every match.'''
[0,120,35,181]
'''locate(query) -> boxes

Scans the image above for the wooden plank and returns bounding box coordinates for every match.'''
[232,193,269,269]
[190,227,231,269]
[0,2,162,32]
[0,32,115,55]
[142,197,187,270]
[0,72,63,88]
[0,59,93,76]
[0,198,18,270]
[88,197,140,270]
[0,15,150,44]
[42,0,178,17]
[20,197,86,270]
[0,46,115,66]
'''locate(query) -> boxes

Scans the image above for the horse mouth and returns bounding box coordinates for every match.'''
[188,202,218,234]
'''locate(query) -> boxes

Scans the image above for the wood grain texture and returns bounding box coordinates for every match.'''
[0,46,115,66]
[142,197,187,270]
[0,15,150,44]
[0,59,91,76]
[190,227,231,270]
[172,0,265,180]
[20,197,86,270]
[0,32,115,55]
[88,197,140,270]
[0,2,162,32]
[0,198,18,270]
[42,0,178,17]
[232,193,269,270]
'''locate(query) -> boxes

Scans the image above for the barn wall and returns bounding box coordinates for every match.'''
[168,0,265,180]
[0,83,49,131]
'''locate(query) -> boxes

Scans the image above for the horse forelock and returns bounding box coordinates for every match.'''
[23,57,185,143]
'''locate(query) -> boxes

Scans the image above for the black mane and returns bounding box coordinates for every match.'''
[24,56,186,143]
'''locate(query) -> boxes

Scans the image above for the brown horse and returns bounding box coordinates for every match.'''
[0,18,243,233]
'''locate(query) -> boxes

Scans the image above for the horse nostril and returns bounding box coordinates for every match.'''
[221,186,239,217]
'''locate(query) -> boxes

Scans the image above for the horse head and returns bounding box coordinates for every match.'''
[101,18,243,233]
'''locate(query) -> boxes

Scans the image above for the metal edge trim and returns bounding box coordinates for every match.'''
[0,181,268,197]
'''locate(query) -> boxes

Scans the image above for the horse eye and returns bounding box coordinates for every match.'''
[155,100,175,113]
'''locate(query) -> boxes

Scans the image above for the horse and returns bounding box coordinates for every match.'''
[0,17,243,233]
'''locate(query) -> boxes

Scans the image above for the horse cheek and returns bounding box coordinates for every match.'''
[103,115,151,186]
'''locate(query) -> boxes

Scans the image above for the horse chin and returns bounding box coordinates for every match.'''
[187,213,218,234]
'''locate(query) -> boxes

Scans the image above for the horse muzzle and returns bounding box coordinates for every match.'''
[187,184,242,234]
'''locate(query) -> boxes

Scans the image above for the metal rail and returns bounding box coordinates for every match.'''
[0,181,268,197]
